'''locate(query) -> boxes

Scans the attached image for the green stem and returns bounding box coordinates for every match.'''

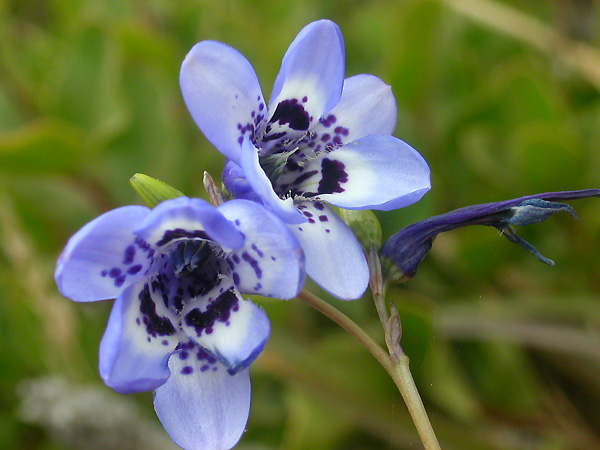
[296,289,442,450]
[296,290,393,373]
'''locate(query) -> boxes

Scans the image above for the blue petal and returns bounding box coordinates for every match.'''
[218,199,306,299]
[180,280,270,374]
[180,40,266,165]
[135,197,244,251]
[239,138,305,224]
[154,347,251,450]
[222,159,261,202]
[298,135,431,210]
[266,20,345,144]
[99,280,179,394]
[290,202,368,300]
[310,74,398,148]
[55,206,151,302]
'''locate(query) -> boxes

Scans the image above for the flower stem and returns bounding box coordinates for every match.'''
[296,289,442,450]
[295,289,393,373]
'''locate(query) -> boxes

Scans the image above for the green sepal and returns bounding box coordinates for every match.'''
[336,207,382,250]
[130,173,184,208]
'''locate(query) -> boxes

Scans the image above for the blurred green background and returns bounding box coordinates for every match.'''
[1,0,599,449]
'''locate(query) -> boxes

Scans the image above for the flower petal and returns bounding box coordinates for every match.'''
[310,74,398,146]
[154,347,251,450]
[181,281,270,374]
[99,279,179,394]
[180,40,266,165]
[240,138,305,224]
[222,159,261,202]
[296,135,431,210]
[265,20,345,144]
[135,197,244,251]
[218,199,306,299]
[55,206,152,302]
[290,202,368,300]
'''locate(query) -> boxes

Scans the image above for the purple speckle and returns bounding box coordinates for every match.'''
[201,364,210,372]
[302,96,308,103]
[181,366,194,375]
[123,245,136,265]
[270,98,310,130]
[325,229,331,233]
[319,215,328,222]
[233,272,240,285]
[114,275,126,288]
[101,270,108,277]
[318,158,348,194]
[314,203,325,210]
[321,134,330,142]
[212,367,218,372]
[109,268,122,278]
[271,256,276,261]
[242,251,262,279]
[308,218,315,223]
[259,103,264,111]
[128,264,143,275]
[298,227,303,232]
[251,243,264,257]
[162,340,169,346]
[179,351,189,360]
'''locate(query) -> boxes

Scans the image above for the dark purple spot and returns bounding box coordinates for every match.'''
[139,284,176,337]
[123,245,136,265]
[162,340,169,346]
[325,229,331,233]
[318,158,348,194]
[101,270,108,277]
[270,98,310,130]
[319,215,329,222]
[251,244,264,257]
[208,355,217,364]
[128,264,142,275]
[232,254,240,264]
[181,366,194,375]
[308,218,315,223]
[201,365,209,372]
[271,256,276,261]
[179,351,189,360]
[259,103,264,111]
[303,211,313,218]
[109,268,121,278]
[238,136,244,144]
[321,134,330,142]
[212,367,218,372]
[233,272,240,285]
[235,219,240,226]
[293,170,318,187]
[242,251,262,279]
[114,275,126,288]
[136,318,141,325]
[298,227,303,232]
[314,203,325,210]
[185,289,239,337]
[302,96,308,103]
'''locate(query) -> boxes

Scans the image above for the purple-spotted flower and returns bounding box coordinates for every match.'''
[179,20,431,300]
[381,189,600,282]
[55,197,305,450]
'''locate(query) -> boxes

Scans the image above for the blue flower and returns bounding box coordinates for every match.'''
[381,189,600,282]
[179,19,431,300]
[55,197,305,450]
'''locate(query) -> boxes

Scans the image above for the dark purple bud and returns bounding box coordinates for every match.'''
[381,189,600,283]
